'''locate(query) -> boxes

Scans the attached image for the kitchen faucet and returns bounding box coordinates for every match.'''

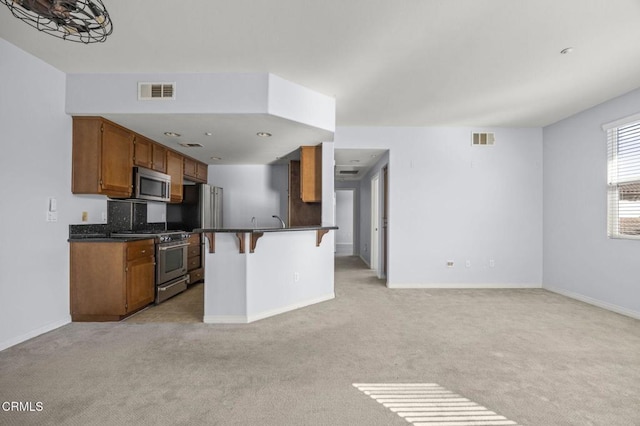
[272,215,286,228]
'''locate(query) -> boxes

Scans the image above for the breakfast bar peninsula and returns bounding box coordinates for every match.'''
[196,226,337,323]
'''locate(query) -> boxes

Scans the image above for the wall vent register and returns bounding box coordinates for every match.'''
[138,82,176,100]
[472,132,495,146]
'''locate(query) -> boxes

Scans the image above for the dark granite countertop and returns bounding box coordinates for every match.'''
[68,235,156,243]
[194,226,338,233]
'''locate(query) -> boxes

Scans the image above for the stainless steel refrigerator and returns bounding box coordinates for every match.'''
[167,184,223,231]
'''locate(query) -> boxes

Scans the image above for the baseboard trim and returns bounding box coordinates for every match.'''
[203,315,249,324]
[544,285,640,320]
[247,293,335,323]
[204,293,336,324]
[0,317,71,352]
[387,283,542,289]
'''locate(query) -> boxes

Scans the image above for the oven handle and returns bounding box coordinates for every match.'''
[157,242,189,251]
[158,275,190,291]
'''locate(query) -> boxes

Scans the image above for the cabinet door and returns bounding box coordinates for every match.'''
[184,157,197,179]
[133,135,153,169]
[126,255,155,313]
[70,241,127,319]
[300,145,322,203]
[101,122,134,197]
[166,151,184,203]
[152,144,167,173]
[196,161,208,182]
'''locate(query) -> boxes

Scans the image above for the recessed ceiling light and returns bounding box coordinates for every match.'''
[257,132,272,138]
[350,159,360,163]
[560,47,574,55]
[164,131,181,137]
[204,132,213,136]
[210,156,222,161]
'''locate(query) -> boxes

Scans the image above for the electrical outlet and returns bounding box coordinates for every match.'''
[489,259,495,268]
[101,211,108,223]
[466,260,471,268]
[447,261,454,268]
[294,272,300,282]
[81,211,88,222]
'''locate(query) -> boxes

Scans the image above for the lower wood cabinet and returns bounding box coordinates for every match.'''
[187,233,204,284]
[70,239,155,321]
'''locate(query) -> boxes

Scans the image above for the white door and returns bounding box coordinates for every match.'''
[371,173,380,274]
[335,189,355,256]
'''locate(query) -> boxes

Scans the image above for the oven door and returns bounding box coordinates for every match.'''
[156,241,189,284]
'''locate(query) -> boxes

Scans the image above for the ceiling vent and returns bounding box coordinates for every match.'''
[179,142,203,148]
[138,82,175,100]
[472,132,495,146]
[339,170,359,175]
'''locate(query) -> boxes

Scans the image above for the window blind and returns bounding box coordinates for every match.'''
[607,119,640,238]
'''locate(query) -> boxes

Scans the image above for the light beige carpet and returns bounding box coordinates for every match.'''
[1,256,639,425]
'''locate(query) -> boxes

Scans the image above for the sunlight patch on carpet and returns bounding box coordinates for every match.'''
[353,383,519,426]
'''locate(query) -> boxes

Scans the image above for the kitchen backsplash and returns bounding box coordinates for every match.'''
[69,200,167,238]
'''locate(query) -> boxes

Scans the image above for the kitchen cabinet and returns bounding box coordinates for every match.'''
[133,135,153,169]
[187,233,204,284]
[135,135,169,174]
[184,157,208,183]
[166,150,184,203]
[70,239,155,322]
[72,117,134,198]
[300,145,322,203]
[152,143,167,173]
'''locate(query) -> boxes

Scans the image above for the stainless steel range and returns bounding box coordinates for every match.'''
[111,230,190,304]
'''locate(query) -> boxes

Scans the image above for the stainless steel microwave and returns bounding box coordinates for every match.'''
[134,167,171,202]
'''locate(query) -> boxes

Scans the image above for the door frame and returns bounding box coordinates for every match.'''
[371,173,380,276]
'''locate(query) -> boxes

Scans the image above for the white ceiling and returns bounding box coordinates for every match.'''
[2,0,640,170]
[335,149,387,182]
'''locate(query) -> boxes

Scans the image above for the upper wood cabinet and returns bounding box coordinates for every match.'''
[72,117,134,198]
[184,156,208,183]
[135,136,168,174]
[133,135,153,169]
[151,144,167,173]
[300,145,322,203]
[166,150,184,203]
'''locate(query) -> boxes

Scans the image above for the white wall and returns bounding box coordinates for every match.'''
[321,141,336,226]
[0,39,107,350]
[207,165,289,228]
[543,88,640,318]
[335,126,543,288]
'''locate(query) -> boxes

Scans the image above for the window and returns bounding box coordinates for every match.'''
[606,115,640,238]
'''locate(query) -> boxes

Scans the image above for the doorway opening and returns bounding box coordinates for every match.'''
[335,189,355,256]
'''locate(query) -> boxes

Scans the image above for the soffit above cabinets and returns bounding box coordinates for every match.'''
[67,73,335,166]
